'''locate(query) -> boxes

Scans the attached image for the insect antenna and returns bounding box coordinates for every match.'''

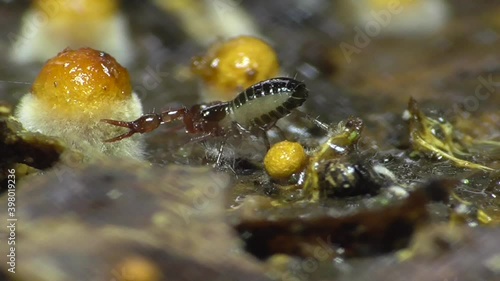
[295,110,330,132]
[0,80,31,85]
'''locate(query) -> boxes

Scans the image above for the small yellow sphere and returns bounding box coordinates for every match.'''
[264,141,307,180]
[191,36,280,101]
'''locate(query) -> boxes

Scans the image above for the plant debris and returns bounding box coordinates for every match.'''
[407,97,495,171]
[0,105,65,172]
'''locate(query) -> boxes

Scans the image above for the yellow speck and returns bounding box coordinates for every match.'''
[264,141,307,180]
[115,256,162,281]
[478,208,500,226]
[0,104,11,116]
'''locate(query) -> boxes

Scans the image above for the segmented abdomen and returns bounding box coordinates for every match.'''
[222,77,308,129]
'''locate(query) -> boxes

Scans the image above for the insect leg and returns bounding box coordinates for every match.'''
[188,134,212,145]
[270,124,286,140]
[232,121,252,136]
[215,138,226,167]
[258,128,271,150]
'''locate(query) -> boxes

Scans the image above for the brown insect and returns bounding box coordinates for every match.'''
[101,77,309,163]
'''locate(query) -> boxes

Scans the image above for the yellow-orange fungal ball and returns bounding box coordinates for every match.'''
[192,36,280,100]
[15,47,144,161]
[32,47,132,118]
[264,141,307,180]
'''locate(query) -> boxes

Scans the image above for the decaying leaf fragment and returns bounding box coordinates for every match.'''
[0,108,65,171]
[407,97,493,171]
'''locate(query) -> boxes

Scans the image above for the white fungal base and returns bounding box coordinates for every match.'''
[15,93,145,162]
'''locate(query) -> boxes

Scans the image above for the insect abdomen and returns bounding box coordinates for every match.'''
[225,78,308,128]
